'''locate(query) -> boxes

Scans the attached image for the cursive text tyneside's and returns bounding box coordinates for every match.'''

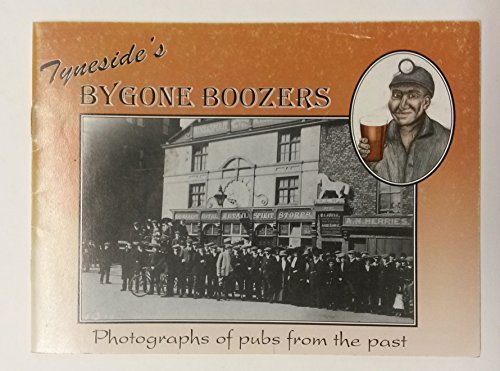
[39,37,167,86]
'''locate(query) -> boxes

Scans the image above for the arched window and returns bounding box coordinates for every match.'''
[222,157,253,179]
[204,224,218,236]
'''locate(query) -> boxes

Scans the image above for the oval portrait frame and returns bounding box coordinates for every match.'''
[350,50,455,186]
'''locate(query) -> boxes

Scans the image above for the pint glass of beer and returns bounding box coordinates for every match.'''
[359,116,389,162]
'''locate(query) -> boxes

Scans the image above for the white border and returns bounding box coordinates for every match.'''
[2,0,498,368]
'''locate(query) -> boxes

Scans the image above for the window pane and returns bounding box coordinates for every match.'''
[206,225,216,235]
[232,223,241,235]
[380,194,391,210]
[276,176,299,205]
[223,223,231,234]
[225,159,237,168]
[256,225,265,236]
[279,190,286,204]
[192,144,208,171]
[379,182,390,192]
[301,223,311,236]
[290,223,301,237]
[278,130,300,163]
[189,183,205,208]
[378,183,403,213]
[279,223,289,235]
[280,146,289,162]
[390,193,401,211]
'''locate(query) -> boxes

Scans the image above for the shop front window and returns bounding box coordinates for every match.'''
[203,223,219,244]
[279,223,289,235]
[223,223,231,235]
[221,222,248,239]
[301,222,312,236]
[204,224,218,236]
[278,222,312,247]
[186,222,200,235]
[232,223,241,235]
[256,224,274,236]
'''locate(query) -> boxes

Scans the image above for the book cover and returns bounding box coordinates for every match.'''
[32,22,480,355]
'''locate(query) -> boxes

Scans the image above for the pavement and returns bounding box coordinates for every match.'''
[81,265,413,324]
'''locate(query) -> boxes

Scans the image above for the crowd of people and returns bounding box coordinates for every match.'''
[82,217,414,318]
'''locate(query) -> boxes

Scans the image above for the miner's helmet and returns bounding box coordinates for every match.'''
[389,58,435,98]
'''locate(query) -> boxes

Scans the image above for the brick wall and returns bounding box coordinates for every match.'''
[319,120,414,216]
[401,186,415,215]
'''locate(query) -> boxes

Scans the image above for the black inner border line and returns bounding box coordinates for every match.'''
[78,113,418,328]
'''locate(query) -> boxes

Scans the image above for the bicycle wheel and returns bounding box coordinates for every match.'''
[129,272,151,297]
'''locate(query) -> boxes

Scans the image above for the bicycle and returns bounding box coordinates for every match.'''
[128,267,172,297]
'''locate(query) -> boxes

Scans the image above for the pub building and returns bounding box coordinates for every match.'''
[161,118,414,256]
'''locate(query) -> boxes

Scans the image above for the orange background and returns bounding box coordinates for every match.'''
[32,22,480,355]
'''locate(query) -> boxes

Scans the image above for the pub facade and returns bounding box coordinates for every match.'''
[161,118,414,256]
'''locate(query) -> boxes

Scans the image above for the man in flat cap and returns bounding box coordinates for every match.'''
[192,244,208,299]
[216,243,233,301]
[262,248,281,303]
[231,246,246,299]
[120,242,135,291]
[359,58,451,183]
[308,248,328,308]
[178,241,194,297]
[205,243,219,299]
[246,247,263,301]
[99,242,113,284]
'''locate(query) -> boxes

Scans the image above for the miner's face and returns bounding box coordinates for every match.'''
[388,84,431,127]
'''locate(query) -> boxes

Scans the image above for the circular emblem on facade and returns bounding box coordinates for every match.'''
[224,179,251,207]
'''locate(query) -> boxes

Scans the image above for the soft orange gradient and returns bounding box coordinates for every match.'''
[32,22,480,355]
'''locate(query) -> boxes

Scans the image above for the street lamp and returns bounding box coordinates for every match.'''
[214,186,227,207]
[214,186,227,245]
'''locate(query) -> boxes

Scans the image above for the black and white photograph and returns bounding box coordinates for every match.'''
[80,116,415,325]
